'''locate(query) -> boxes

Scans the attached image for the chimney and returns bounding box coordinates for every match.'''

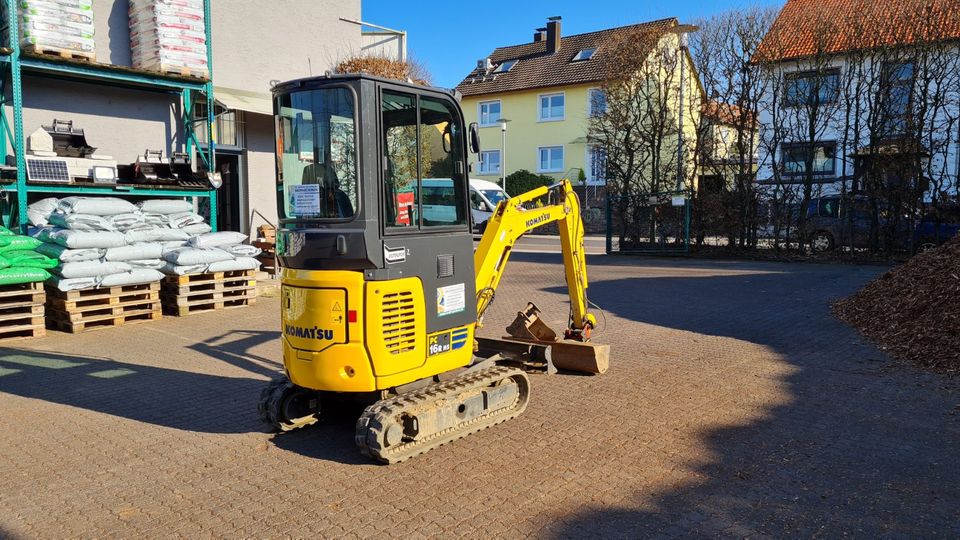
[546,16,562,54]
[534,27,547,42]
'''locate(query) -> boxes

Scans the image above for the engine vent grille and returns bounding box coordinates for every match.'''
[381,291,417,355]
[437,254,454,278]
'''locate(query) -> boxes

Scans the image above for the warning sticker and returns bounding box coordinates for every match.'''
[437,283,466,317]
[291,184,320,215]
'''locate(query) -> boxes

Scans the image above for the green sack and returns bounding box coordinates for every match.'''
[0,250,58,269]
[0,255,9,270]
[0,236,42,253]
[0,266,51,285]
[0,225,14,236]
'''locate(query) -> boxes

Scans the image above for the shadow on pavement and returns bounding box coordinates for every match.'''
[187,329,283,378]
[0,346,365,464]
[540,266,960,536]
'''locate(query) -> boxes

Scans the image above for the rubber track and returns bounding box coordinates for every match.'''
[355,366,530,464]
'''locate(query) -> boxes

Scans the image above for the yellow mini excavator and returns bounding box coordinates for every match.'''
[260,74,609,463]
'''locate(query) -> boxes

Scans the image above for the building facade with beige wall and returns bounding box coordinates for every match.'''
[456,17,703,196]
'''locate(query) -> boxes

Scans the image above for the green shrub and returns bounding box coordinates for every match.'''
[503,169,554,196]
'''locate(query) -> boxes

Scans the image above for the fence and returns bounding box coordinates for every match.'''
[605,191,691,253]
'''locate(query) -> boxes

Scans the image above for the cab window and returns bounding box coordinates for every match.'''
[382,90,467,231]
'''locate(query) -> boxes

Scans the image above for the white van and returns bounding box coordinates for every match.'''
[413,178,508,231]
[468,178,508,232]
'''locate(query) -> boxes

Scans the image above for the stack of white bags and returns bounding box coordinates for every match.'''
[15,0,97,60]
[129,0,209,78]
[28,197,260,292]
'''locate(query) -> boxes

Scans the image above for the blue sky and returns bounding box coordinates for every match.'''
[362,0,785,88]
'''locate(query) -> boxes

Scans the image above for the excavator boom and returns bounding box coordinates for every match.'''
[474,179,595,339]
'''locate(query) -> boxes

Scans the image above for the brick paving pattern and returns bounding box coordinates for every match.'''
[1,255,958,537]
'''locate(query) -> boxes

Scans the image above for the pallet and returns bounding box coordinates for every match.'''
[46,308,161,334]
[161,270,257,316]
[45,282,162,333]
[22,44,96,63]
[0,282,46,342]
[46,282,160,302]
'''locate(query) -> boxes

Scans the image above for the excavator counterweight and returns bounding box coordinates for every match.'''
[258,74,608,463]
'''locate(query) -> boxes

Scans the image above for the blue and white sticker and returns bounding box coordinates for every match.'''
[437,283,466,317]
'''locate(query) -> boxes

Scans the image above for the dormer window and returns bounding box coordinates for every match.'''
[494,59,518,73]
[572,48,596,62]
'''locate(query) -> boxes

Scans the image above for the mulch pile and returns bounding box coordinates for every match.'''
[834,235,960,375]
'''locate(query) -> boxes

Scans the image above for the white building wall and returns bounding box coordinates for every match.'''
[756,52,960,200]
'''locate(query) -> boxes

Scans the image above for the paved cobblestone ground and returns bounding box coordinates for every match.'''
[1,255,958,538]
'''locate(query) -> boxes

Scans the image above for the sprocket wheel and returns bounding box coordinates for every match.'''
[258,378,321,432]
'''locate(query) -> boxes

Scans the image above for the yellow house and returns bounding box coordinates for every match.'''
[456,16,703,193]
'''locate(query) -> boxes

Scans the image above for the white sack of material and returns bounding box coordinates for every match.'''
[47,276,101,292]
[99,269,164,287]
[48,212,115,231]
[27,198,59,226]
[58,197,137,216]
[56,260,132,279]
[159,261,207,275]
[138,199,193,215]
[40,228,127,249]
[168,212,205,228]
[143,213,168,226]
[109,213,146,231]
[34,243,103,263]
[104,243,164,261]
[127,259,165,270]
[206,257,261,273]
[226,244,262,257]
[124,228,190,243]
[180,222,212,235]
[188,231,247,248]
[162,247,233,266]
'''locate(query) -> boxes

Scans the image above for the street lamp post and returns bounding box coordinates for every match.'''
[499,118,511,194]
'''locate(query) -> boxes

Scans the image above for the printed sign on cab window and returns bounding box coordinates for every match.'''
[292,184,320,215]
[437,283,466,317]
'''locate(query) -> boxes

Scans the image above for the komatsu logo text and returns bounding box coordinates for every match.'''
[285,324,335,341]
[525,214,550,228]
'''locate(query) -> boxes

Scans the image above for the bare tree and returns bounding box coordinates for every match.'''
[590,26,693,247]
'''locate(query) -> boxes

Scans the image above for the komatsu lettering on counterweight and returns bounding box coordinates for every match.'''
[285,324,335,340]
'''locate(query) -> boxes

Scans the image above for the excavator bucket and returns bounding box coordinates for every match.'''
[501,302,610,375]
[506,303,558,342]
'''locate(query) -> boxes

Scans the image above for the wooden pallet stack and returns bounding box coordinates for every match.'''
[45,283,162,333]
[161,270,257,317]
[0,282,46,342]
[253,225,277,275]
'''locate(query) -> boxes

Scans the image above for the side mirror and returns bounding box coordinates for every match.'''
[468,122,481,154]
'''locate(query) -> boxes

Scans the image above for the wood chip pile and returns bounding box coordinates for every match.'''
[834,236,960,375]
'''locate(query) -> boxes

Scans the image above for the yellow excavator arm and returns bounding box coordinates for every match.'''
[473,179,596,340]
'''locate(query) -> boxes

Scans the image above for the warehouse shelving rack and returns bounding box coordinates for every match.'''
[0,0,217,232]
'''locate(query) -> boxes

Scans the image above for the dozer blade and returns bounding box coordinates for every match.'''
[476,336,610,375]
[355,366,530,464]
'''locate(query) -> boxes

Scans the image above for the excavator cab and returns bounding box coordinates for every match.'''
[264,74,607,463]
[273,74,479,393]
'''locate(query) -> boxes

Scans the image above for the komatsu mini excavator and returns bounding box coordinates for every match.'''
[259,74,608,463]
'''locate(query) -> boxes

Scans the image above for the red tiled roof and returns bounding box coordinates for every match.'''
[755,0,960,63]
[701,101,758,126]
[456,18,679,97]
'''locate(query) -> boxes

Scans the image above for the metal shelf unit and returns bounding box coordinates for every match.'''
[0,0,216,231]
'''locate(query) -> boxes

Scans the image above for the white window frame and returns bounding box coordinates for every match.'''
[572,48,597,61]
[538,92,565,122]
[478,150,501,176]
[537,146,564,173]
[585,145,607,186]
[478,100,502,127]
[587,88,606,117]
